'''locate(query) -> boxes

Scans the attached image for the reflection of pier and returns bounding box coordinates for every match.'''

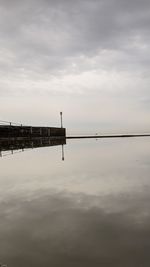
[0,137,66,160]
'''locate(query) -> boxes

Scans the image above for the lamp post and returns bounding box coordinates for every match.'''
[60,112,63,128]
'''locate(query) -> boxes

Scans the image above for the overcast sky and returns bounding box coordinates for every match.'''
[0,0,150,134]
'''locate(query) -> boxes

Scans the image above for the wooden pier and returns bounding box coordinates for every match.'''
[0,125,66,139]
[0,121,66,158]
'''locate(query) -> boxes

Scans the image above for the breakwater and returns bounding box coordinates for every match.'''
[0,125,66,139]
[67,134,150,139]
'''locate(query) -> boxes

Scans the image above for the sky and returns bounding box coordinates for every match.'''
[0,0,150,134]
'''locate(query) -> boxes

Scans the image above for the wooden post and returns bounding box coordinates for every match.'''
[31,141,34,148]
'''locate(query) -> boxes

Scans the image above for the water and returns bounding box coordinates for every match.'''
[0,138,150,266]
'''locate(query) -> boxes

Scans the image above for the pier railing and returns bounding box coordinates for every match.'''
[0,120,66,139]
[0,120,23,126]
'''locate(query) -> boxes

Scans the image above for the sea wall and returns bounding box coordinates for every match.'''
[0,125,66,139]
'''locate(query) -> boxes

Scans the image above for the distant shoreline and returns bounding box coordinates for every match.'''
[67,134,150,139]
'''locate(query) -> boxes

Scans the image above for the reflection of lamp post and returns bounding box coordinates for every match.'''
[60,112,63,128]
[62,144,64,161]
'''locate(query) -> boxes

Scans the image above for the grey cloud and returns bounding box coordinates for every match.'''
[0,0,150,74]
[0,0,150,129]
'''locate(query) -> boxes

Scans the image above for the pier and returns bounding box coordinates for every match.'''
[0,122,66,140]
[67,134,150,139]
[0,120,66,159]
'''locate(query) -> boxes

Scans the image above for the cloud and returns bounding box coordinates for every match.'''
[0,0,150,73]
[0,0,150,131]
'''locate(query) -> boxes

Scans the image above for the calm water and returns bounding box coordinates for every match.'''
[1,138,150,266]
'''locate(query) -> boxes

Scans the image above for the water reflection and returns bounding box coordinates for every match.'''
[1,191,150,267]
[0,138,66,160]
[0,138,150,266]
